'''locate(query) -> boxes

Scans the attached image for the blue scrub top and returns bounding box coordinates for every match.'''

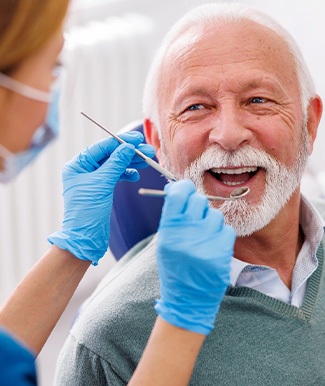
[0,328,37,385]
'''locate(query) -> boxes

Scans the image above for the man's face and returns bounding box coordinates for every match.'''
[153,21,312,235]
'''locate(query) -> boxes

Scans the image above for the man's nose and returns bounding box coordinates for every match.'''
[208,105,253,151]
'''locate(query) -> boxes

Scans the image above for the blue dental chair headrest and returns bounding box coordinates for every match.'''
[109,122,167,260]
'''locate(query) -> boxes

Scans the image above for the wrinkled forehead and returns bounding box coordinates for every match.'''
[162,19,296,79]
[155,19,300,115]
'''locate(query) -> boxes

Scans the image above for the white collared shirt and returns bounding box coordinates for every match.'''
[230,196,325,307]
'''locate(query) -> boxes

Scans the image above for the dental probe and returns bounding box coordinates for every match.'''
[81,112,178,182]
[81,112,250,201]
[138,186,250,201]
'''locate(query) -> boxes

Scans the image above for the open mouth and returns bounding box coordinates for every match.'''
[208,166,259,186]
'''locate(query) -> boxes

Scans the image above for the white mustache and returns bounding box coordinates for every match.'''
[181,145,281,184]
[188,145,278,172]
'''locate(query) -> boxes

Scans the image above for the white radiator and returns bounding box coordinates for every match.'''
[0,13,155,303]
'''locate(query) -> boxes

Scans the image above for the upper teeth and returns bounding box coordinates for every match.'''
[211,167,257,174]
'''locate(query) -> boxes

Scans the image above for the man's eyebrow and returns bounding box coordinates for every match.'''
[241,77,287,93]
[173,86,216,104]
[173,76,287,106]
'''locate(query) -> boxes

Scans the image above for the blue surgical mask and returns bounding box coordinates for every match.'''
[0,72,61,183]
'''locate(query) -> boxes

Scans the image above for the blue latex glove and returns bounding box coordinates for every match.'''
[48,131,155,265]
[155,180,236,335]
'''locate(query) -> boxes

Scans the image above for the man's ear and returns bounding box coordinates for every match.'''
[306,95,323,155]
[144,118,162,160]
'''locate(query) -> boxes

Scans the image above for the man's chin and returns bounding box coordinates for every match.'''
[220,197,274,237]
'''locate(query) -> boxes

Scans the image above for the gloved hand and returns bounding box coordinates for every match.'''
[48,131,155,265]
[155,180,236,335]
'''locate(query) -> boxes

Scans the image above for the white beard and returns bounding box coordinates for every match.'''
[160,129,309,237]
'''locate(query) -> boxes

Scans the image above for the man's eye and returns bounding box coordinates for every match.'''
[186,104,204,111]
[250,97,266,104]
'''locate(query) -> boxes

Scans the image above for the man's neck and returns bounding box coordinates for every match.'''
[233,192,303,289]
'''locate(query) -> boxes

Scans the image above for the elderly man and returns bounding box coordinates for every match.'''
[55,3,325,385]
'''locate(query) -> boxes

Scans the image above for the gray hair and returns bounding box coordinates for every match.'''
[142,2,315,133]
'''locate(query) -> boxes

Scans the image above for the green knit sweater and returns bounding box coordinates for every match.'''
[196,239,325,385]
[55,199,325,386]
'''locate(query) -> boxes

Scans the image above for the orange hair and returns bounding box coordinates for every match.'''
[0,0,69,73]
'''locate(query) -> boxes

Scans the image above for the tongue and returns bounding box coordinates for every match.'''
[218,172,251,184]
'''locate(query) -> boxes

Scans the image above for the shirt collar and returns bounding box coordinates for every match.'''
[230,194,325,287]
